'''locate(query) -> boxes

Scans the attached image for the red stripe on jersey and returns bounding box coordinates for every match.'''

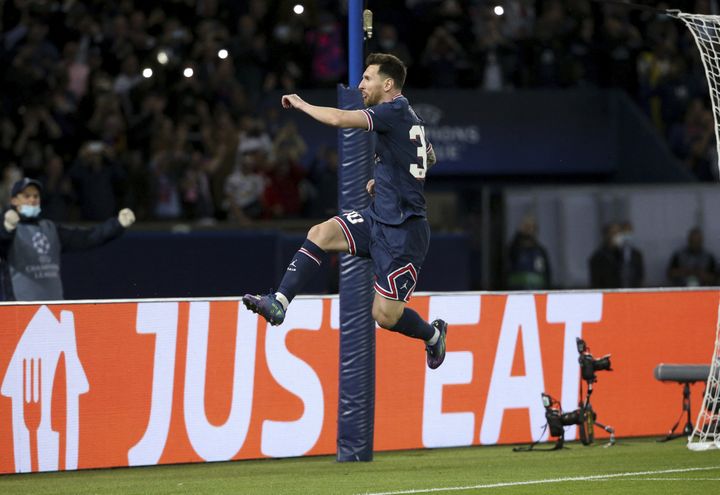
[362,109,373,132]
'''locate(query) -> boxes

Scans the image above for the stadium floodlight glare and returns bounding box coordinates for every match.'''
[218,49,228,59]
[293,4,304,15]
[142,68,153,78]
[157,50,169,65]
[183,67,194,78]
[494,5,504,16]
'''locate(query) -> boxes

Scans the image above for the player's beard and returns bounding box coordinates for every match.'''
[363,90,379,107]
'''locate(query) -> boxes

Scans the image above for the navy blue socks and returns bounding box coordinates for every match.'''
[390,307,436,341]
[277,239,328,305]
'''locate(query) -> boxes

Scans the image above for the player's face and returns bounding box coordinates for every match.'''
[358,65,387,107]
[11,185,41,207]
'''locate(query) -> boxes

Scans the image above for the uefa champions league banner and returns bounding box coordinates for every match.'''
[0,291,716,474]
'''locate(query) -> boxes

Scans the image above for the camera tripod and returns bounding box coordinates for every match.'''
[513,374,615,452]
[658,381,695,442]
[578,378,616,447]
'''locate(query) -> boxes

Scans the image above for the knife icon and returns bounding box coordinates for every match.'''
[52,352,67,471]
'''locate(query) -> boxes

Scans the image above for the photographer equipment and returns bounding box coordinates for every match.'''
[654,364,711,442]
[514,338,615,452]
[575,338,615,447]
[577,337,612,383]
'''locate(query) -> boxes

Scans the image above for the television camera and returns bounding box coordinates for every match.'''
[514,338,615,452]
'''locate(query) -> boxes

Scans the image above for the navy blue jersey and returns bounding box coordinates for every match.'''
[361,95,432,225]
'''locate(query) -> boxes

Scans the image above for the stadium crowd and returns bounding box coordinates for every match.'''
[0,0,717,227]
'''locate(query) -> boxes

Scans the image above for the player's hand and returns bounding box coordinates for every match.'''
[366,179,375,197]
[281,94,305,110]
[3,209,19,232]
[118,208,135,228]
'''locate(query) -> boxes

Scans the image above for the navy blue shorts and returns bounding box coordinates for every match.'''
[332,209,430,302]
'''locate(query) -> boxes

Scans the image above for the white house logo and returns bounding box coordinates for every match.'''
[32,232,51,255]
[0,306,89,472]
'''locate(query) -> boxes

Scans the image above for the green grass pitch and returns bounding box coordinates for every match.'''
[0,438,718,494]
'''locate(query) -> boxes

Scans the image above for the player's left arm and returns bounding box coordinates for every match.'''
[426,142,437,169]
[282,94,368,129]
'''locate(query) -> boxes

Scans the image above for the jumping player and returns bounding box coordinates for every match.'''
[243,53,447,369]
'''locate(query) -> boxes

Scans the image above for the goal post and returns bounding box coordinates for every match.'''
[671,10,720,450]
[687,297,720,450]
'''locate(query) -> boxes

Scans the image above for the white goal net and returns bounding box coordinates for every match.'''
[688,298,720,451]
[673,11,720,451]
[674,11,720,179]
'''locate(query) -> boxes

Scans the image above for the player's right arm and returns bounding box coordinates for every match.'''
[282,94,368,129]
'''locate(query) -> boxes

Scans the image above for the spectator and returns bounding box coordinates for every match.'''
[420,26,469,88]
[372,24,413,68]
[617,221,644,288]
[667,227,717,286]
[39,154,73,222]
[668,98,717,181]
[505,215,551,290]
[589,222,644,289]
[69,141,127,220]
[180,150,216,222]
[263,146,308,219]
[308,145,338,218]
[223,137,267,224]
[0,178,135,301]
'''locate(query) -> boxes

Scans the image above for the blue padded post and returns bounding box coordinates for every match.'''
[336,81,375,461]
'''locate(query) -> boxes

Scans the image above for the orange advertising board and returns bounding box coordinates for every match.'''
[0,290,717,473]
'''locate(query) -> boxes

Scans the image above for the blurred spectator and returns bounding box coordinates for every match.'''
[667,227,717,286]
[589,222,644,289]
[308,145,338,218]
[420,26,469,88]
[305,11,346,86]
[149,149,185,221]
[181,150,216,223]
[39,154,73,222]
[2,0,720,228]
[224,137,267,224]
[669,99,717,181]
[69,141,127,221]
[372,24,413,68]
[272,121,307,162]
[263,146,309,219]
[505,215,551,290]
[0,165,23,208]
[617,221,644,288]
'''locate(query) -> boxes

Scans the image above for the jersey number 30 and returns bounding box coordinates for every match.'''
[409,124,427,179]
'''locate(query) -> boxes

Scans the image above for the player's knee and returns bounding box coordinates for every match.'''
[307,222,328,247]
[372,305,401,329]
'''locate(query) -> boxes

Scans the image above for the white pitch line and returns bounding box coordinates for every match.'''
[358,466,720,495]
[616,478,720,481]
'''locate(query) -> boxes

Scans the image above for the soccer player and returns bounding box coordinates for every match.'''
[243,53,447,369]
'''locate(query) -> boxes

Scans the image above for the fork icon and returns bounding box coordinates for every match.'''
[23,358,42,472]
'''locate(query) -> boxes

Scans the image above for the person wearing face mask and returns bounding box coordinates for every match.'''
[589,221,643,289]
[0,177,136,301]
[617,221,644,288]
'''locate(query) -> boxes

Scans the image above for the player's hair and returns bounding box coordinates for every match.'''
[366,53,407,90]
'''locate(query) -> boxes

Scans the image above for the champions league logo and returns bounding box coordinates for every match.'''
[412,103,480,163]
[32,232,51,256]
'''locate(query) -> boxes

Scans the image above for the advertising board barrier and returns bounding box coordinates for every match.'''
[0,290,716,473]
